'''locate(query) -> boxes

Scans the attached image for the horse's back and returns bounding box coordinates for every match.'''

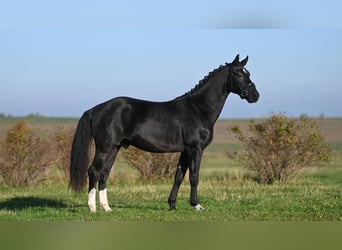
[90,96,186,152]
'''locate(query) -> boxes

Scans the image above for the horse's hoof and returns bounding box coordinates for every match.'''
[101,204,112,212]
[168,201,176,210]
[88,205,97,213]
[194,204,204,211]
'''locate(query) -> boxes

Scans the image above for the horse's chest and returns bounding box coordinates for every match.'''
[199,128,212,144]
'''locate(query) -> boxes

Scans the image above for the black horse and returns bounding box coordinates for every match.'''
[70,55,259,212]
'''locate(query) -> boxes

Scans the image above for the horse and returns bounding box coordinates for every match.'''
[70,54,260,212]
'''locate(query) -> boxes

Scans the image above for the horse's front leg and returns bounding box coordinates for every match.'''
[168,151,188,210]
[188,146,204,211]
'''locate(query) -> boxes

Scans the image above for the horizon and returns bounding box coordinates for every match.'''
[1,113,341,120]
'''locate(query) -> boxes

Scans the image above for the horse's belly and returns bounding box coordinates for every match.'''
[129,130,184,153]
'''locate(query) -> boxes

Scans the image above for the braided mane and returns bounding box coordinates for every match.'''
[174,63,228,100]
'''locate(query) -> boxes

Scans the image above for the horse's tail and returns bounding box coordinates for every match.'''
[70,110,93,192]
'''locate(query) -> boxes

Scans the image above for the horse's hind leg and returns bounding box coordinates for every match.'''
[87,151,106,212]
[87,147,118,212]
[98,146,120,212]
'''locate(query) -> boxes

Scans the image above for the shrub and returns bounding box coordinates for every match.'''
[231,114,330,184]
[0,121,56,187]
[54,126,75,181]
[121,147,179,181]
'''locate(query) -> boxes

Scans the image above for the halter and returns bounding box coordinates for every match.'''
[228,64,254,98]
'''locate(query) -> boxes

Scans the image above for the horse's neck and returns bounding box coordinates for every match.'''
[189,73,229,124]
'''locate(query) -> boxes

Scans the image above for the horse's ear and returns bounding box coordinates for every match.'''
[240,56,248,66]
[232,54,240,65]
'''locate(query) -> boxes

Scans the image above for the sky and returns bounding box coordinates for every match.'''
[1,0,342,118]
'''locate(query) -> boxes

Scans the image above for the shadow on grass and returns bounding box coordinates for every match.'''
[0,197,68,210]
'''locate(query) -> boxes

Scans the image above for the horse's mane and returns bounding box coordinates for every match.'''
[174,63,228,100]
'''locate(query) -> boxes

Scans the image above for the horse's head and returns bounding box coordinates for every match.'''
[228,54,259,103]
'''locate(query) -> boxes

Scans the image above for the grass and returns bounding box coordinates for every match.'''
[0,179,340,221]
[0,149,341,221]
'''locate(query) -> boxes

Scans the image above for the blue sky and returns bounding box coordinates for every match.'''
[1,1,342,118]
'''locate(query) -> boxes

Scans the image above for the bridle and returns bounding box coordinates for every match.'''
[228,65,255,98]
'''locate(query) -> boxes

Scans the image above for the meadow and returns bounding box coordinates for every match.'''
[0,116,341,221]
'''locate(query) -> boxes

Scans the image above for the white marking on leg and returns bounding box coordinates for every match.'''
[88,188,96,213]
[99,188,112,212]
[194,204,204,211]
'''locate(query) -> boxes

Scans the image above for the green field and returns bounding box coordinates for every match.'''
[0,117,341,221]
